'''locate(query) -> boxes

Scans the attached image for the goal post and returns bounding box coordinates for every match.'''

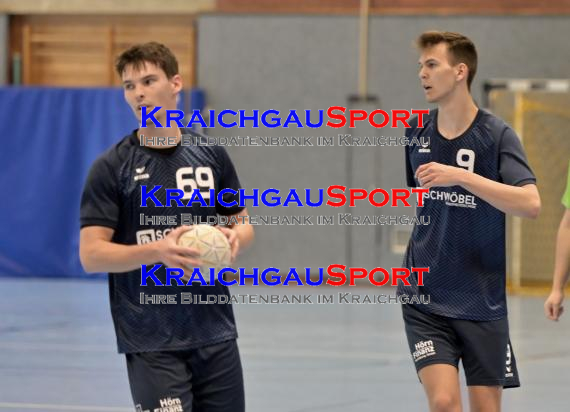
[484,79,570,293]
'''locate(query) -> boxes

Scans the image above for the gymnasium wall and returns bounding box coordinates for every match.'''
[198,15,570,271]
[0,12,568,278]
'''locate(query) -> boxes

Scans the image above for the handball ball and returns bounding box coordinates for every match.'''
[177,225,232,272]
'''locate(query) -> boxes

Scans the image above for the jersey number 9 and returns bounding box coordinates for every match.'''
[456,149,475,173]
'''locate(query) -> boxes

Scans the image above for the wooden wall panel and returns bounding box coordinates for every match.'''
[11,15,196,87]
[0,0,214,15]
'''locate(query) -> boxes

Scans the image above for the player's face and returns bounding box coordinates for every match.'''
[418,43,462,104]
[121,62,182,126]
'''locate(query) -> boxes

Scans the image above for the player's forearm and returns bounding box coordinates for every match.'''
[458,171,540,218]
[551,211,570,292]
[81,240,160,273]
[233,223,254,254]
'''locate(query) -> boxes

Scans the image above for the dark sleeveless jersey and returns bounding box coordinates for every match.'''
[80,129,244,353]
[397,109,536,321]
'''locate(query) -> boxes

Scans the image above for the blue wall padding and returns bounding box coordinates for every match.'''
[0,87,192,278]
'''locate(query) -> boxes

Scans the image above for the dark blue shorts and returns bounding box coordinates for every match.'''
[126,339,245,412]
[402,304,520,388]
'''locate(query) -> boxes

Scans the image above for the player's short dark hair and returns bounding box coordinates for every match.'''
[115,42,179,79]
[417,31,478,90]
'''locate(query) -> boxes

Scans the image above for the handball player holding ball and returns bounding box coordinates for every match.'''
[79,42,253,412]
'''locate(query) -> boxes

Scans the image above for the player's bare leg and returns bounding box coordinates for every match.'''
[419,364,462,412]
[468,386,502,412]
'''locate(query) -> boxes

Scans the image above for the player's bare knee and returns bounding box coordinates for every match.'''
[430,393,461,412]
[469,388,501,412]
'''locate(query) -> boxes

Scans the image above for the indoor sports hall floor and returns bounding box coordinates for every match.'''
[0,278,568,412]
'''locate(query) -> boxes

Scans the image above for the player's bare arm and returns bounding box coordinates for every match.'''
[544,208,570,321]
[80,225,202,273]
[416,161,540,218]
[216,208,254,261]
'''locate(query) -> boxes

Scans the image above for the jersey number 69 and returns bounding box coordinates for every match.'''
[175,167,215,199]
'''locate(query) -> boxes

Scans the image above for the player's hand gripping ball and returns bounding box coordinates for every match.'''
[177,225,232,273]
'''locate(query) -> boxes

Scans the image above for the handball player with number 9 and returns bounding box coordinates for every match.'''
[398,31,540,412]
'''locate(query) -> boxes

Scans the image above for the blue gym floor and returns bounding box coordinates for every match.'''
[0,278,568,411]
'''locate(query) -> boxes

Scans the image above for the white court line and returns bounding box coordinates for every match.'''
[0,342,110,353]
[240,348,410,363]
[0,403,131,411]
[4,341,567,363]
[0,341,408,362]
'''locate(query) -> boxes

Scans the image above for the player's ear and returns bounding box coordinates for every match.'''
[456,63,468,84]
[170,74,183,95]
